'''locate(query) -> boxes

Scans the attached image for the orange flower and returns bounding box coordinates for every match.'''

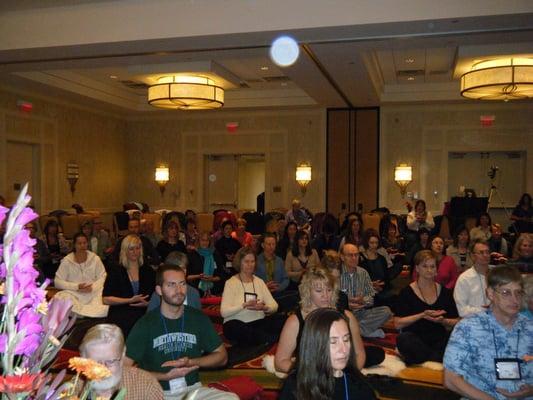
[68,357,111,381]
[0,373,42,393]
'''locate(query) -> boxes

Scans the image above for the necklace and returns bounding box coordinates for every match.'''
[416,281,437,304]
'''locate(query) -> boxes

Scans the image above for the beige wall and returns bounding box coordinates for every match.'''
[124,109,327,213]
[0,87,128,219]
[380,102,533,224]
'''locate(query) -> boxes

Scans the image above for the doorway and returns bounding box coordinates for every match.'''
[6,141,41,210]
[204,154,265,213]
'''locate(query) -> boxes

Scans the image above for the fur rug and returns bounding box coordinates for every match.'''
[361,353,406,377]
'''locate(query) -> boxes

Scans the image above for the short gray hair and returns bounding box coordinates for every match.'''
[79,324,124,357]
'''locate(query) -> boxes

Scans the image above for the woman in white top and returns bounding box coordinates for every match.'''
[221,246,287,346]
[406,200,435,232]
[469,212,492,242]
[54,232,108,318]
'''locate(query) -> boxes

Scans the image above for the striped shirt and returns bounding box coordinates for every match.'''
[339,265,376,306]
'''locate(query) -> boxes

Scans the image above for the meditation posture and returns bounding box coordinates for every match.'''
[470,212,492,242]
[275,267,367,373]
[112,218,160,267]
[453,240,492,317]
[279,308,377,400]
[103,234,155,336]
[339,244,392,338]
[413,236,459,289]
[80,324,163,400]
[285,229,320,289]
[444,265,532,400]
[394,250,459,365]
[54,232,108,318]
[220,246,286,346]
[126,264,236,399]
[406,199,435,232]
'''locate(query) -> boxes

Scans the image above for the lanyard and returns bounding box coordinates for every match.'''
[239,275,256,294]
[160,310,185,360]
[343,373,349,400]
[491,327,520,359]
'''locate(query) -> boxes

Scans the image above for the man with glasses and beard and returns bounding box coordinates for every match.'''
[444,265,532,399]
[125,264,236,399]
[79,324,163,399]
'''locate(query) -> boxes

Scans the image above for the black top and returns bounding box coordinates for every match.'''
[156,239,186,262]
[393,284,458,344]
[103,263,156,336]
[214,236,242,263]
[279,371,376,400]
[111,235,160,267]
[360,253,388,283]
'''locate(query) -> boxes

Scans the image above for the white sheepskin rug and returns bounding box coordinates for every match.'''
[262,354,288,379]
[420,361,443,370]
[361,354,406,377]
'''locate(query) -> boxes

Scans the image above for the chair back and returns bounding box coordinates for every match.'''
[143,213,162,234]
[59,214,80,240]
[196,213,214,234]
[362,212,382,234]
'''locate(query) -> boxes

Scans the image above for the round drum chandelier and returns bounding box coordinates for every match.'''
[148,75,224,110]
[460,57,533,101]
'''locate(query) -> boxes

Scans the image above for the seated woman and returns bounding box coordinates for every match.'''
[279,308,377,400]
[156,220,186,262]
[220,246,286,346]
[338,212,364,251]
[360,229,397,304]
[184,218,199,250]
[186,231,222,296]
[507,233,533,273]
[276,221,298,260]
[380,217,406,263]
[469,212,492,242]
[275,267,367,373]
[414,236,459,289]
[446,225,472,273]
[511,192,533,234]
[103,234,155,336]
[215,220,242,274]
[41,219,70,280]
[55,232,108,318]
[406,200,434,249]
[285,229,321,290]
[394,250,459,365]
[405,227,431,270]
[231,217,253,247]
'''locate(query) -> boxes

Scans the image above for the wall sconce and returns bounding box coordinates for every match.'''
[295,163,312,196]
[394,164,412,198]
[155,165,170,195]
[66,162,79,197]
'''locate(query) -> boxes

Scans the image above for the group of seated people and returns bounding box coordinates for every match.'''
[13,193,532,399]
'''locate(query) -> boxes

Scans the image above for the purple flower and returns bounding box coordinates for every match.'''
[0,204,8,226]
[15,333,41,356]
[44,298,73,337]
[15,203,38,228]
[0,333,6,352]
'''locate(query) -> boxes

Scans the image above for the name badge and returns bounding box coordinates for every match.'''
[494,358,522,380]
[226,261,233,268]
[244,292,257,302]
[169,377,188,394]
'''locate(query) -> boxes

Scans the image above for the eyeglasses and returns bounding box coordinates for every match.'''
[95,357,122,368]
[494,289,525,299]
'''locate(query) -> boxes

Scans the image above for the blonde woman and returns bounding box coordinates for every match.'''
[508,233,533,273]
[275,266,366,373]
[103,234,155,336]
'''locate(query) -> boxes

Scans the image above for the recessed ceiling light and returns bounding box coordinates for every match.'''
[260,66,269,71]
[405,58,415,64]
[109,75,118,79]
[407,76,415,81]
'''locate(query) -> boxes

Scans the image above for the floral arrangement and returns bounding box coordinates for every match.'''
[0,185,124,400]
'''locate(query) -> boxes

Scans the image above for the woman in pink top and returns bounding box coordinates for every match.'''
[413,236,459,289]
[231,218,253,247]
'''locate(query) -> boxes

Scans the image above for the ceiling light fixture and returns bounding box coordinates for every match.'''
[460,57,533,101]
[148,75,224,110]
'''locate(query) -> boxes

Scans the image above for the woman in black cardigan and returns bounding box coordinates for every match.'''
[103,234,156,336]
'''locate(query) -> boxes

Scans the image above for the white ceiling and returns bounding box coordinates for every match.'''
[0,2,532,113]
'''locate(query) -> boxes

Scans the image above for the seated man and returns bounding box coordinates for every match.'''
[147,251,201,311]
[339,243,392,338]
[256,233,297,312]
[444,265,532,399]
[80,324,163,400]
[285,199,310,230]
[453,239,493,317]
[112,217,160,267]
[125,264,237,400]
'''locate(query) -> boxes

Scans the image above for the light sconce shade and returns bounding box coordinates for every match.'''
[66,162,79,197]
[394,164,412,198]
[296,163,312,196]
[460,57,533,101]
[148,75,224,110]
[155,166,170,195]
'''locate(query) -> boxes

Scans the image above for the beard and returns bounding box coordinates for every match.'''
[91,368,122,393]
[161,291,185,307]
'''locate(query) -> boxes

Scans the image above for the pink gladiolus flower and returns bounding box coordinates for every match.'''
[44,298,73,337]
[0,204,8,226]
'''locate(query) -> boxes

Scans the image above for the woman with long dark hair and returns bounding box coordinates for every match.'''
[41,219,70,279]
[276,221,298,260]
[285,229,320,290]
[279,308,376,400]
[338,213,363,250]
[446,225,472,273]
[470,212,492,242]
[156,220,186,262]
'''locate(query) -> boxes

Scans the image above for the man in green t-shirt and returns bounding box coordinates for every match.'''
[125,264,237,399]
